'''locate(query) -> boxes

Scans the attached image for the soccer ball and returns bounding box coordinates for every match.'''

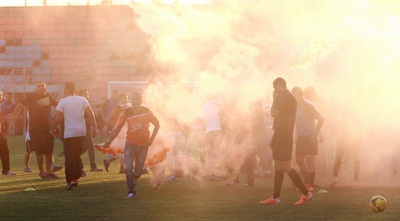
[369,195,387,212]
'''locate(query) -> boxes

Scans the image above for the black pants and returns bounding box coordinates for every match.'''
[0,135,10,174]
[82,129,96,169]
[63,136,85,183]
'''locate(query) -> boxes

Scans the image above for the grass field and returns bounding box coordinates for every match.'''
[1,136,399,221]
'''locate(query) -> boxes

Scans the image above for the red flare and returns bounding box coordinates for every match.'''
[145,147,170,166]
[94,144,118,156]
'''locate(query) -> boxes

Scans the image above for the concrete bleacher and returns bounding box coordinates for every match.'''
[0,5,151,98]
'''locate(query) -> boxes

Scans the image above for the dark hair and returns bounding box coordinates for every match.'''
[79,89,88,96]
[119,93,128,99]
[291,86,303,97]
[273,77,286,88]
[64,82,76,93]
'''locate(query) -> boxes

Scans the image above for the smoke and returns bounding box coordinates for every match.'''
[132,0,400,185]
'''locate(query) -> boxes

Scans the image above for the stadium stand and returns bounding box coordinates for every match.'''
[0,5,152,98]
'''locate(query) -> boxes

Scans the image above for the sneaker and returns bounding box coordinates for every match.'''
[263,172,273,178]
[259,197,281,205]
[39,173,52,179]
[52,165,63,173]
[294,192,313,205]
[90,168,103,172]
[3,171,16,176]
[24,167,32,173]
[168,175,176,182]
[47,173,59,178]
[152,178,162,190]
[329,177,338,187]
[209,174,223,181]
[127,193,136,199]
[103,159,110,172]
[225,178,239,186]
[65,180,77,190]
[243,182,254,187]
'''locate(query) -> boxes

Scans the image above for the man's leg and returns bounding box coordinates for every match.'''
[124,144,135,194]
[0,136,10,174]
[306,155,317,187]
[45,153,53,174]
[296,156,309,185]
[36,154,46,177]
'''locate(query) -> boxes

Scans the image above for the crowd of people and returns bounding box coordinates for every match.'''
[0,77,399,203]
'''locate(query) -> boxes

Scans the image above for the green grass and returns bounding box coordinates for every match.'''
[1,136,399,221]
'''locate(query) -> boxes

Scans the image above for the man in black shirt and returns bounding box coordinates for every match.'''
[259,77,312,206]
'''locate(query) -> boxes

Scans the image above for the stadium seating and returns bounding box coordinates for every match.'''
[0,5,151,98]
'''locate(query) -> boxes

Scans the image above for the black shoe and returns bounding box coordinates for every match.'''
[66,180,78,190]
[103,159,110,172]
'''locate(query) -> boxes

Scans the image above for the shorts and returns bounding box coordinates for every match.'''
[29,128,54,155]
[295,135,318,157]
[271,130,293,161]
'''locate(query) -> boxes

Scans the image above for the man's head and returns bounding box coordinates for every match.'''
[79,89,89,99]
[64,82,76,95]
[112,90,120,101]
[5,92,12,102]
[273,77,287,92]
[291,87,303,103]
[130,92,142,108]
[36,82,47,95]
[119,93,129,105]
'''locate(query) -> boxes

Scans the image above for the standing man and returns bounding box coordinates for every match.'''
[103,90,120,135]
[1,92,16,136]
[103,92,160,199]
[11,82,58,179]
[259,77,312,205]
[291,87,324,191]
[0,91,15,175]
[51,82,97,190]
[79,89,102,172]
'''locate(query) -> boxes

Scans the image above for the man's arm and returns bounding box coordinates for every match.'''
[103,125,122,148]
[145,122,160,147]
[50,110,63,135]
[314,115,325,142]
[9,103,24,119]
[84,105,97,137]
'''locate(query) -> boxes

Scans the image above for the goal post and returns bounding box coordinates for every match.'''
[107,81,149,98]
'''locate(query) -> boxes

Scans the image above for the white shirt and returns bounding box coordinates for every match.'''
[56,95,89,138]
[200,98,222,134]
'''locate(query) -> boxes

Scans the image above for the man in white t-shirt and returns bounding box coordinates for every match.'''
[51,82,97,190]
[199,97,222,179]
